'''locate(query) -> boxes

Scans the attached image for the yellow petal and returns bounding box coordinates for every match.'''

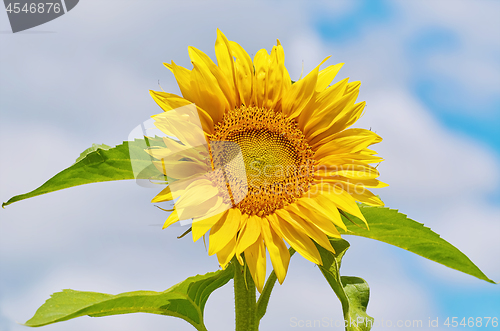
[189,46,235,110]
[261,216,290,284]
[299,77,349,131]
[351,189,385,206]
[344,81,361,95]
[244,236,266,293]
[265,44,286,110]
[229,40,254,106]
[215,29,238,106]
[314,129,382,159]
[149,91,214,134]
[236,214,261,261]
[161,137,191,155]
[317,152,384,166]
[152,159,209,180]
[311,101,366,148]
[325,186,368,228]
[311,194,347,231]
[192,210,228,242]
[145,146,172,161]
[276,40,292,103]
[174,178,216,200]
[306,88,360,142]
[316,63,344,92]
[282,57,330,119]
[208,208,241,255]
[293,198,343,235]
[147,144,206,167]
[162,210,179,229]
[217,235,237,269]
[179,195,222,221]
[278,208,335,253]
[322,177,388,189]
[151,186,173,203]
[273,214,322,265]
[189,63,226,125]
[152,109,208,148]
[163,61,194,102]
[252,49,270,108]
[315,163,380,181]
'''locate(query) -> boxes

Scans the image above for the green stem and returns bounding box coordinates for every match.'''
[256,248,295,322]
[233,257,257,331]
[255,271,277,322]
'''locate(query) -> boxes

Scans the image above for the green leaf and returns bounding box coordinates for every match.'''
[2,137,166,208]
[316,239,373,331]
[341,206,496,284]
[74,143,111,163]
[25,266,233,331]
[340,277,372,330]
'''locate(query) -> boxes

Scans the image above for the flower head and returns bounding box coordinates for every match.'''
[148,30,387,292]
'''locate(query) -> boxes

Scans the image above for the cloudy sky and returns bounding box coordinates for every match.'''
[1,1,499,330]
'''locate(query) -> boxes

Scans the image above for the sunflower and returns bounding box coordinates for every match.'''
[147,29,387,292]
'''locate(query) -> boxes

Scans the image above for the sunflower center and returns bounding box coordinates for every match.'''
[209,106,314,216]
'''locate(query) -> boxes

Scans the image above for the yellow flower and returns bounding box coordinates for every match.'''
[148,29,387,292]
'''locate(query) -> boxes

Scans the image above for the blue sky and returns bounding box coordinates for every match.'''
[315,0,500,156]
[1,1,499,330]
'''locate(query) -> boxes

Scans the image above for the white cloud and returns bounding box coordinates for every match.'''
[360,89,500,277]
[398,0,500,45]
[394,0,500,114]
